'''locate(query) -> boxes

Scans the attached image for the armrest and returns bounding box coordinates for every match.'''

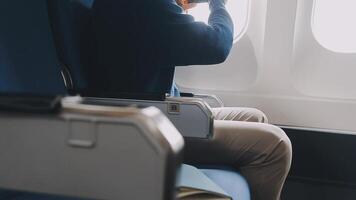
[0,96,184,200]
[193,94,224,108]
[82,91,166,101]
[81,96,214,139]
[180,92,224,108]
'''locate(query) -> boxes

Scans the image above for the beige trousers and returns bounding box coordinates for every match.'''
[184,107,292,200]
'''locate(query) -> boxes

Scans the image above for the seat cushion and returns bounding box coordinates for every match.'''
[1,168,251,200]
[199,167,251,200]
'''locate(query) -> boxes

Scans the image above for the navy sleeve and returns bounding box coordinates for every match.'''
[147,0,234,66]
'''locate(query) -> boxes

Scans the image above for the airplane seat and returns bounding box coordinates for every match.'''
[46,0,251,199]
[0,1,183,199]
[0,0,250,200]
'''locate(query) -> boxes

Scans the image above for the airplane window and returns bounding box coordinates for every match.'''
[187,0,250,42]
[312,0,356,53]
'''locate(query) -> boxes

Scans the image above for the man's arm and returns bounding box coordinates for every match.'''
[147,0,234,66]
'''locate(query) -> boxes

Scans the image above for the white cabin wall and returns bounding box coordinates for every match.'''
[292,0,356,99]
[175,0,356,133]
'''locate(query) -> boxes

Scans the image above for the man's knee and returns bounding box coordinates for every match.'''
[265,126,292,170]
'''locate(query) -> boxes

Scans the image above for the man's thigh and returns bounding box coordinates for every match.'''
[212,107,268,123]
[184,120,290,167]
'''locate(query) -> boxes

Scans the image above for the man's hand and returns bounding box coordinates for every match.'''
[182,3,197,10]
[176,0,197,10]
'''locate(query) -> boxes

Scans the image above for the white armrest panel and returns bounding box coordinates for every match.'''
[81,97,214,139]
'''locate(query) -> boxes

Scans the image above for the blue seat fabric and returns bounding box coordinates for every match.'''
[1,168,250,200]
[47,0,95,93]
[200,167,251,200]
[0,0,66,95]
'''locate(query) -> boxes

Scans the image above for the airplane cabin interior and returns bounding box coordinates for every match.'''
[0,0,356,200]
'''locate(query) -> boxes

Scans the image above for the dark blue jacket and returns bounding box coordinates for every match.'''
[91,0,233,96]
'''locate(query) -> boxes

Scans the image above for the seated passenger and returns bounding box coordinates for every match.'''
[91,0,292,199]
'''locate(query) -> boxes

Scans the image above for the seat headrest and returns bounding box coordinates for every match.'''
[0,0,66,95]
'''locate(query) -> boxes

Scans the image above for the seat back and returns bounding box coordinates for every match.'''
[0,1,184,199]
[0,0,66,95]
[47,0,95,94]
